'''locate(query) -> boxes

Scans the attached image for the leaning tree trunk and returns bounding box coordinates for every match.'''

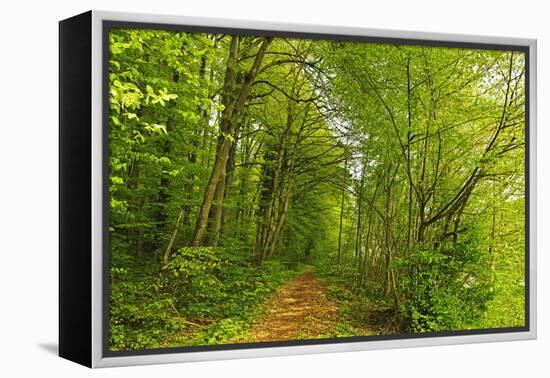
[191,36,272,247]
[264,176,294,259]
[209,130,238,246]
[207,153,228,247]
[163,207,185,264]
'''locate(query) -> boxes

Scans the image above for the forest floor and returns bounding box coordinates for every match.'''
[241,266,375,342]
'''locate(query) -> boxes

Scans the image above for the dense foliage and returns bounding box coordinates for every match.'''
[108,28,526,350]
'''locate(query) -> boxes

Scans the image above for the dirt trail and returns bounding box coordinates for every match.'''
[246,267,341,342]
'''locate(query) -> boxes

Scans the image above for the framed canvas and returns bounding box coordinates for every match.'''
[59,10,537,368]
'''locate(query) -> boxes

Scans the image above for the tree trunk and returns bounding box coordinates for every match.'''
[354,156,368,264]
[191,36,272,247]
[163,207,185,264]
[209,129,238,246]
[264,175,294,258]
[337,156,348,270]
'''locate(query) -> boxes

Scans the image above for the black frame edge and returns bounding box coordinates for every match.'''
[59,10,93,368]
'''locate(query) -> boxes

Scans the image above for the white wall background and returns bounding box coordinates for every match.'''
[0,0,546,376]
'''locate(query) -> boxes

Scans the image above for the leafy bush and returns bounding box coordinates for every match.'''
[162,246,224,315]
[109,266,184,350]
[110,246,298,350]
[396,231,493,332]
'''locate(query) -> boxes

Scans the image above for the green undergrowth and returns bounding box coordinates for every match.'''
[316,262,392,337]
[109,246,301,351]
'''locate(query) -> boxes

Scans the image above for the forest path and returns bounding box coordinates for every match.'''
[245,266,341,342]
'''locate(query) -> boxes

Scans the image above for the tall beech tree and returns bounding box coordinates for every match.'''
[191,36,273,246]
